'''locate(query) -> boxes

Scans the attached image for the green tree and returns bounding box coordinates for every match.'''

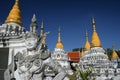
[72,48,80,52]
[116,50,120,58]
[72,47,85,52]
[105,48,113,60]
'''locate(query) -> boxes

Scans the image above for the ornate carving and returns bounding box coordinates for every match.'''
[15,47,66,80]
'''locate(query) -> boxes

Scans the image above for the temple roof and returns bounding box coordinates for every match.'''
[5,0,22,25]
[67,52,80,62]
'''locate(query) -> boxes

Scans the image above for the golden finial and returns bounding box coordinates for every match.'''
[91,17,101,47]
[56,26,64,48]
[5,0,22,25]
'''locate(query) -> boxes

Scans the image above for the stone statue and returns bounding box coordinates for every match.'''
[5,32,66,80]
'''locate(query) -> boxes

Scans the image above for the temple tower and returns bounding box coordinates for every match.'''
[51,27,70,70]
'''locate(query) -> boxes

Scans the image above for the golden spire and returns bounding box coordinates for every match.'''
[91,17,101,47]
[56,27,64,48]
[5,0,22,25]
[84,30,90,50]
[112,44,118,59]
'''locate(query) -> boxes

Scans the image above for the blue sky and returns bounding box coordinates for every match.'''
[0,0,120,51]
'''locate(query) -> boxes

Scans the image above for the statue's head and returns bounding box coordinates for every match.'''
[25,33,37,50]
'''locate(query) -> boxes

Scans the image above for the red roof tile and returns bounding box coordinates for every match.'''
[67,52,80,62]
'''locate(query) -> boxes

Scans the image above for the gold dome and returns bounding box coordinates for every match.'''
[56,42,64,48]
[5,0,22,25]
[91,18,101,47]
[112,50,118,59]
[84,31,90,50]
[56,27,64,49]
